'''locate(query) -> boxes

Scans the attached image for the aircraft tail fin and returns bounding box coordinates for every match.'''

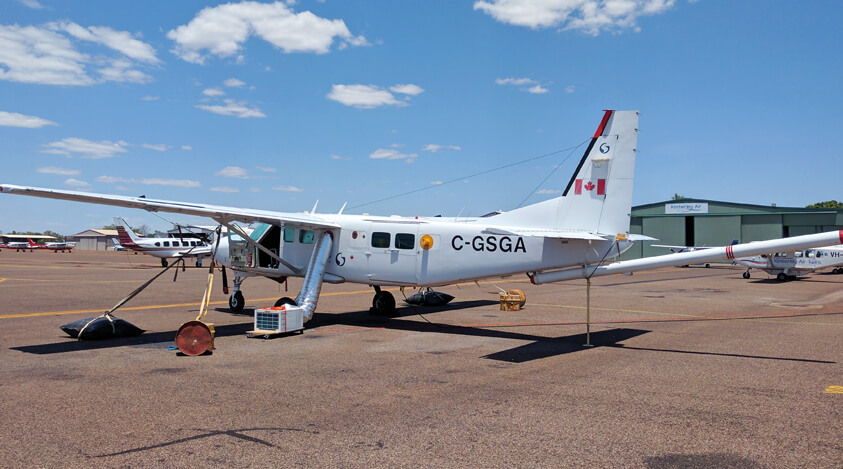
[486,110,639,238]
[114,217,141,247]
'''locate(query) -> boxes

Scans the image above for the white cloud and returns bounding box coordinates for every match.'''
[203,87,225,97]
[565,85,575,93]
[496,77,549,94]
[423,144,461,153]
[64,178,90,188]
[216,166,249,178]
[196,99,266,118]
[496,77,536,86]
[142,143,168,152]
[390,84,424,96]
[536,189,561,194]
[181,145,193,150]
[42,138,128,159]
[431,181,444,185]
[474,0,677,34]
[37,166,80,176]
[211,186,240,193]
[327,84,416,109]
[224,78,245,87]
[0,23,159,86]
[0,111,57,128]
[56,22,160,64]
[256,166,276,172]
[15,0,44,9]
[272,185,303,192]
[96,175,201,188]
[167,1,368,64]
[369,148,418,162]
[141,95,160,101]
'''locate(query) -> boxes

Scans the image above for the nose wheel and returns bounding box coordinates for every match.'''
[229,290,245,312]
[742,270,750,279]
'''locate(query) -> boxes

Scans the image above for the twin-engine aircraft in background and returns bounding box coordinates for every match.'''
[736,245,843,280]
[114,217,212,267]
[2,110,842,324]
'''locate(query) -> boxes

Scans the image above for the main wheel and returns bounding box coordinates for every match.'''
[229,291,245,312]
[371,291,396,316]
[196,257,203,267]
[742,271,750,279]
[274,297,297,307]
[161,258,169,267]
[776,273,787,281]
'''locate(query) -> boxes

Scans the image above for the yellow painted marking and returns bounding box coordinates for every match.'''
[0,287,380,320]
[824,386,843,394]
[0,278,5,283]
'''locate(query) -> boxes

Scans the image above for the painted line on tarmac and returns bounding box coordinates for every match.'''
[0,278,5,283]
[0,287,383,320]
[824,386,843,394]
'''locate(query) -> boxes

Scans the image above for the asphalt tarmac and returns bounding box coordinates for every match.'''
[0,250,840,467]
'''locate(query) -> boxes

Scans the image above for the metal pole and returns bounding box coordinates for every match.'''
[584,277,593,347]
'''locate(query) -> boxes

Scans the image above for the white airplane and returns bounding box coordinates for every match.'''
[2,110,842,324]
[27,238,76,252]
[109,237,127,251]
[736,245,843,280]
[4,240,30,252]
[114,217,213,267]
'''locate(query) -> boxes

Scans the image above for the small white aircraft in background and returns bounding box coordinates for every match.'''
[651,240,738,268]
[114,217,213,267]
[2,110,842,324]
[736,245,843,280]
[28,238,76,252]
[4,240,31,252]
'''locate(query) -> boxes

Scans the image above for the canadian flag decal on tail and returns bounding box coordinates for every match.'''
[574,179,606,195]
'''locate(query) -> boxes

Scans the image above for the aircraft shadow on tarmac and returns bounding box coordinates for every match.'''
[10,300,837,364]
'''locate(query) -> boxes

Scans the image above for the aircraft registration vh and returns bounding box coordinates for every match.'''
[2,110,842,327]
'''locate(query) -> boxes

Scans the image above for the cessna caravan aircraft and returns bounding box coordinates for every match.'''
[27,238,76,252]
[736,245,843,280]
[2,110,842,323]
[114,217,212,267]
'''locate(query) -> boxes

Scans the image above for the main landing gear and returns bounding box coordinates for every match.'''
[743,270,751,279]
[161,258,169,268]
[370,286,396,316]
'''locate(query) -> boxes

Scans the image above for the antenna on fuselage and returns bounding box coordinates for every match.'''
[338,202,347,215]
[310,200,319,214]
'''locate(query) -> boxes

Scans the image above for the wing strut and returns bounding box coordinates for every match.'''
[217,220,303,275]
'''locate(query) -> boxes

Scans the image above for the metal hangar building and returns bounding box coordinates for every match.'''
[622,199,843,260]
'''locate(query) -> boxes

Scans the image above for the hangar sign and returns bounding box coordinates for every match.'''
[666,202,708,214]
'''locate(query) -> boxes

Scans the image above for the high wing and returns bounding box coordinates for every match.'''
[0,184,340,230]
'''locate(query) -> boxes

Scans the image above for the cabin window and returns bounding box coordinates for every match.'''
[284,227,296,243]
[163,241,170,247]
[395,233,415,250]
[299,230,315,244]
[372,232,390,248]
[190,241,196,246]
[155,242,160,247]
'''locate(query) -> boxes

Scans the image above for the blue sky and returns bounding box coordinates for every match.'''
[1,0,841,235]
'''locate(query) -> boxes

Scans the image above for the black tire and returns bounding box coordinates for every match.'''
[371,291,396,316]
[777,273,787,281]
[161,258,169,268]
[229,291,245,312]
[274,297,297,307]
[742,271,750,279]
[196,258,203,268]
[705,263,711,268]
